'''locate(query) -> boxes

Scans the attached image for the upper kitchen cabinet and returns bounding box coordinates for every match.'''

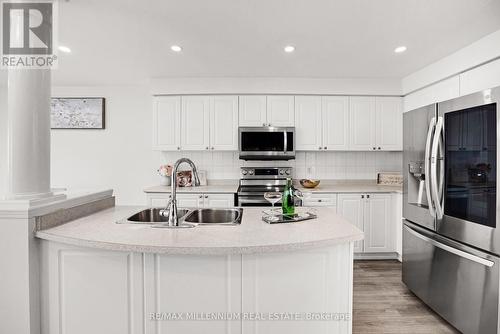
[295,96,322,150]
[210,96,238,150]
[349,96,376,151]
[181,96,210,150]
[295,96,349,151]
[239,95,267,126]
[153,96,181,151]
[322,96,350,150]
[349,96,402,151]
[375,97,403,151]
[266,95,295,126]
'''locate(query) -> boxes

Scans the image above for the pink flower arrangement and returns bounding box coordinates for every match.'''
[158,164,173,177]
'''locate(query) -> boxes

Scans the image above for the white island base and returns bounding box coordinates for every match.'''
[40,240,354,334]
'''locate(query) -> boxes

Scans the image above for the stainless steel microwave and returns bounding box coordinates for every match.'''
[239,127,295,160]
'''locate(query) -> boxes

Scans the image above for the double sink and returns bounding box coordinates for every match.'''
[121,208,243,227]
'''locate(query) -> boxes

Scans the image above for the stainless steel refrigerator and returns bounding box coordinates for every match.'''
[403,86,500,334]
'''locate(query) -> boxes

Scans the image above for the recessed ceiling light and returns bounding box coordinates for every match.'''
[284,45,295,53]
[170,45,182,52]
[394,46,407,53]
[58,45,71,53]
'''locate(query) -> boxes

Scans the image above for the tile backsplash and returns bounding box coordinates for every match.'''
[162,151,402,180]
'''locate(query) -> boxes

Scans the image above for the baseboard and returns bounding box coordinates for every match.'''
[354,252,399,260]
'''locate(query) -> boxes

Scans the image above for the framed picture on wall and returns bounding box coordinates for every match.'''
[50,97,105,129]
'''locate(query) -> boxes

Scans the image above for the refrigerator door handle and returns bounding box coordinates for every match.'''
[431,116,444,219]
[424,117,436,217]
[404,225,494,267]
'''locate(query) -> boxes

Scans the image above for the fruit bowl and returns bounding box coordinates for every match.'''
[299,179,320,188]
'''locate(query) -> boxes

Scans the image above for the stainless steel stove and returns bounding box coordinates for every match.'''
[237,167,292,206]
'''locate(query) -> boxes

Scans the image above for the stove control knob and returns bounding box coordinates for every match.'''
[285,169,291,175]
[242,170,248,175]
[249,170,254,175]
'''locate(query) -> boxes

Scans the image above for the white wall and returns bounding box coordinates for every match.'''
[51,85,163,205]
[402,29,500,94]
[151,77,403,96]
[0,83,7,198]
[162,151,402,181]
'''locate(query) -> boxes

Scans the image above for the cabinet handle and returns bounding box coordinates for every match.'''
[204,195,209,199]
[211,147,214,150]
[177,147,181,150]
[361,195,364,198]
[199,195,203,198]
[324,146,327,150]
[367,194,370,199]
[206,146,209,150]
[318,199,322,202]
[318,146,322,150]
[268,123,271,126]
[372,147,376,150]
[378,147,381,150]
[262,123,266,126]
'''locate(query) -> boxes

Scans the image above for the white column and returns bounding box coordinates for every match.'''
[7,69,52,199]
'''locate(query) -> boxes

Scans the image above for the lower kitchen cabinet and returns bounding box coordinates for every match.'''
[146,193,234,208]
[336,194,364,253]
[337,193,395,256]
[301,192,337,209]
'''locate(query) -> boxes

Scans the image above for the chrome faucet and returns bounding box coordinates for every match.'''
[165,158,201,227]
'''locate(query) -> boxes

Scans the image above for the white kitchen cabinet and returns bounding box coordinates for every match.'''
[238,95,267,126]
[210,96,239,150]
[294,96,322,150]
[302,192,337,208]
[266,95,295,126]
[152,96,181,151]
[375,97,403,151]
[337,193,395,254]
[460,58,500,96]
[295,96,349,151]
[176,193,205,207]
[181,96,211,150]
[204,193,235,208]
[363,194,393,253]
[146,193,234,208]
[394,193,403,261]
[349,96,376,151]
[322,96,349,150]
[337,194,365,253]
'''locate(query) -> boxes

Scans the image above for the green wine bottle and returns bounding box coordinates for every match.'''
[282,178,295,215]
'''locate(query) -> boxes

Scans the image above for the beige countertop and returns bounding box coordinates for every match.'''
[144,180,402,194]
[35,206,363,255]
[294,180,402,194]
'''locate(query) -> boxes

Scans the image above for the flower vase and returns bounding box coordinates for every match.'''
[160,176,171,186]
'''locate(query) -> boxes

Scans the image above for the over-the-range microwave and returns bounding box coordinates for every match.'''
[238,127,295,160]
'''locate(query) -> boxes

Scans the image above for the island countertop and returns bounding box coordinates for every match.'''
[35,206,364,255]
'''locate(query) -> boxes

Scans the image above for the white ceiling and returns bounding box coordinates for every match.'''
[8,0,500,85]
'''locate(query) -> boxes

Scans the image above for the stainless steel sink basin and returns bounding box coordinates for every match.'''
[117,208,242,226]
[184,208,243,225]
[119,208,190,224]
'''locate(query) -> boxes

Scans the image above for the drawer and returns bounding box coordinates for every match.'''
[302,193,337,207]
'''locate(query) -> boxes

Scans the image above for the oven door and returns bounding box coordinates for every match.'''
[239,127,295,160]
[436,87,500,254]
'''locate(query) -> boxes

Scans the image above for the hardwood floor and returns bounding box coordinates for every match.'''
[353,260,460,334]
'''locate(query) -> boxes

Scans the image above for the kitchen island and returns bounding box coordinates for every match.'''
[36,206,363,334]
